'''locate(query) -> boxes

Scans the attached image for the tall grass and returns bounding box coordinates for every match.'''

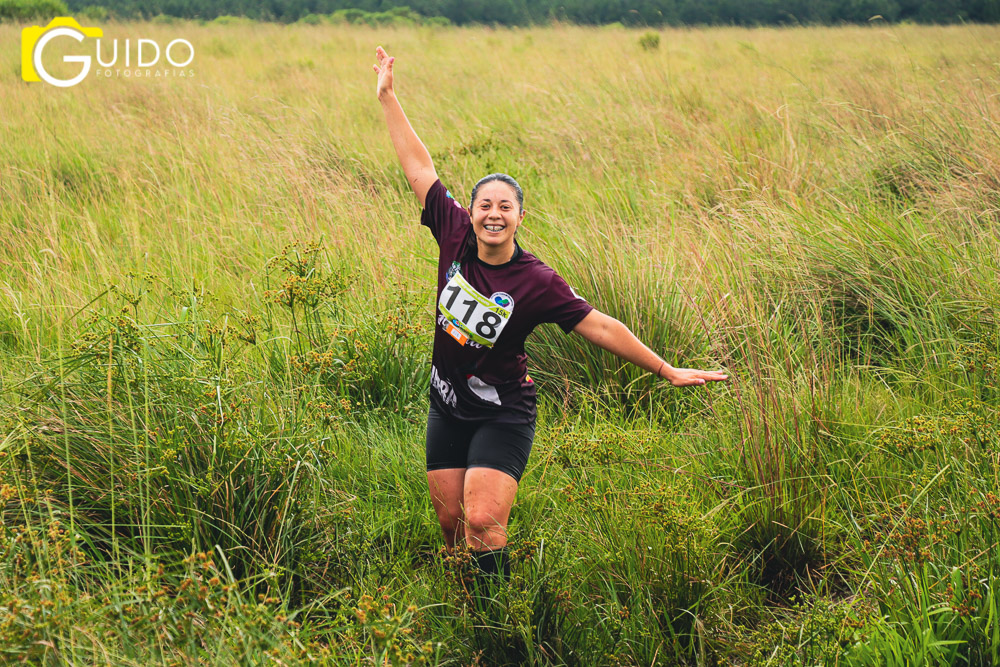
[1,20,999,664]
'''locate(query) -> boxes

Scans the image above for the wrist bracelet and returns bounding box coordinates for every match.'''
[656,361,665,379]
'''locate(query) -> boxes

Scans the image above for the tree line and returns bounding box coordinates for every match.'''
[4,0,998,25]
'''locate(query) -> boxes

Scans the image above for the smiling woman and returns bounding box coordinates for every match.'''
[372,44,728,600]
[466,173,525,263]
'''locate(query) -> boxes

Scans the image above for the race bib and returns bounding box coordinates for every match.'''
[437,271,513,347]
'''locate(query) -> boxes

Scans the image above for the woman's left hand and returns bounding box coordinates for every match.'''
[661,367,729,387]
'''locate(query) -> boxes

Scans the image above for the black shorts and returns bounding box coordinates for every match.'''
[425,405,535,483]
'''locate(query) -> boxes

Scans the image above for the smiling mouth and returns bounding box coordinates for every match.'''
[484,225,505,232]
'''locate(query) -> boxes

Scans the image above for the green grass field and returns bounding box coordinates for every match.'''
[1,20,1000,665]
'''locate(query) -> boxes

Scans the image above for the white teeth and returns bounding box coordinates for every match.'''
[485,225,504,232]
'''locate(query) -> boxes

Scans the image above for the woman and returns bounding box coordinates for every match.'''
[373,46,728,585]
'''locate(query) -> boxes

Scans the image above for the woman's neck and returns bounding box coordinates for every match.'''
[477,239,516,265]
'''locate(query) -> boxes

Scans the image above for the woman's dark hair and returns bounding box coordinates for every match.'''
[469,173,524,212]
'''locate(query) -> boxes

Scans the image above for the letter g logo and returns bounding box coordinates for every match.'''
[21,18,103,88]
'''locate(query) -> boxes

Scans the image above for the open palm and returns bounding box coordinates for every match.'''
[664,367,729,387]
[373,45,394,100]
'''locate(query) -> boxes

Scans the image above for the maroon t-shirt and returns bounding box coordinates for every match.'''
[422,179,593,424]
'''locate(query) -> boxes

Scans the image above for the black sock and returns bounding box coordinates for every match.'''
[473,547,510,580]
[471,547,509,608]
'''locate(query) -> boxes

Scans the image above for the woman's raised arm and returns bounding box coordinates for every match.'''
[374,46,438,208]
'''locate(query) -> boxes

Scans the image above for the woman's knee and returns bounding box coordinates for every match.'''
[438,511,463,534]
[465,509,507,538]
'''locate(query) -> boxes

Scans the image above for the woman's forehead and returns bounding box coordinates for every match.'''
[473,181,519,201]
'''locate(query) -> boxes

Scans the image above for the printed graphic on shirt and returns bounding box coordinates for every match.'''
[437,270,513,347]
[430,365,457,408]
[466,375,501,405]
[444,189,465,210]
[446,261,460,281]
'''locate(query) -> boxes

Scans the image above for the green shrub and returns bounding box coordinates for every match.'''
[371,11,415,27]
[330,8,368,25]
[2,304,330,589]
[387,6,422,21]
[0,0,68,21]
[328,6,448,27]
[78,4,107,21]
[424,15,452,27]
[736,598,871,666]
[212,14,253,26]
[638,30,660,50]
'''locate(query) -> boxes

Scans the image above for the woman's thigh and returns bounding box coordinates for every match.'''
[425,404,476,473]
[463,467,519,549]
[426,468,465,528]
[466,419,535,483]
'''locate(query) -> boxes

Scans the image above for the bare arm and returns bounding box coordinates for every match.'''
[373,46,438,208]
[572,310,728,387]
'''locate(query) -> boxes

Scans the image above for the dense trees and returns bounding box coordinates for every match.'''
[0,0,68,19]
[36,0,1000,25]
[6,0,997,27]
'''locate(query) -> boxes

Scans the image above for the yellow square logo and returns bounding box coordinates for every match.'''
[22,17,103,87]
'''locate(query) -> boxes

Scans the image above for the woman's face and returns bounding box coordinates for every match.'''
[468,181,525,252]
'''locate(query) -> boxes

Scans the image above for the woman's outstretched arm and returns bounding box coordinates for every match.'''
[572,310,728,387]
[374,46,437,208]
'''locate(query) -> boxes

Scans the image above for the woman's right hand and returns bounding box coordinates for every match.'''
[373,45,394,101]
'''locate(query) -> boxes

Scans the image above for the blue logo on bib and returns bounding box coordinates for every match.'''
[491,292,513,309]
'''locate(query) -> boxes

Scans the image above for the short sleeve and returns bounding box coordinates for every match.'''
[543,272,594,334]
[420,179,471,245]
